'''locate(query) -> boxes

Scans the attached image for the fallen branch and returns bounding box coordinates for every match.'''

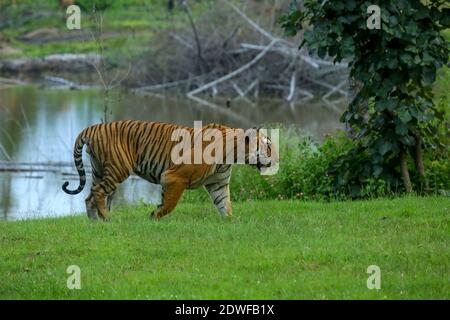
[223,0,278,42]
[286,70,297,102]
[169,32,194,49]
[232,82,256,107]
[131,78,197,93]
[239,43,347,70]
[187,94,250,126]
[242,79,259,96]
[304,76,348,96]
[0,77,27,85]
[188,39,277,97]
[323,80,347,101]
[44,75,86,89]
[298,89,314,101]
[0,143,12,161]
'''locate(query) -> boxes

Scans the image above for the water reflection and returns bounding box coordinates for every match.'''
[0,85,344,220]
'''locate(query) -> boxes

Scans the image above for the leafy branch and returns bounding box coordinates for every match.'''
[280,0,449,196]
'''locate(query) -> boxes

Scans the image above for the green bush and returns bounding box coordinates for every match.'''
[426,159,450,193]
[270,129,397,200]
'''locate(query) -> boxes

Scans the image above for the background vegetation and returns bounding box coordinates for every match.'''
[182,125,449,204]
[0,0,214,64]
[0,0,448,201]
[280,0,449,198]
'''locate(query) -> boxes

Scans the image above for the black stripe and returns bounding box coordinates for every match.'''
[214,194,227,205]
[143,123,159,152]
[93,170,102,180]
[146,124,165,170]
[210,183,226,193]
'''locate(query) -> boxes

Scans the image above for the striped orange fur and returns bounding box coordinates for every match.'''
[62,120,275,220]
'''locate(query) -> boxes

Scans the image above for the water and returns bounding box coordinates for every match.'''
[0,85,344,220]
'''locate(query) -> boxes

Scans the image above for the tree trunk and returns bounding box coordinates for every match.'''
[167,0,174,11]
[345,77,363,139]
[103,88,109,124]
[400,150,412,193]
[181,1,205,73]
[413,133,429,191]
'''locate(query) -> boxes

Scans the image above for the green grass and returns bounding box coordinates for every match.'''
[0,196,448,299]
[0,0,210,60]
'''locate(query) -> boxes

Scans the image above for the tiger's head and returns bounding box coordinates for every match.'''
[245,128,279,175]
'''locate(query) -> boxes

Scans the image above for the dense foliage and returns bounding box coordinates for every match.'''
[280,0,449,196]
[182,129,450,203]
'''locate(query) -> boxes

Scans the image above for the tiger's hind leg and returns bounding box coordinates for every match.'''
[205,183,232,217]
[87,157,103,220]
[107,190,116,211]
[85,191,99,220]
[91,184,109,221]
[92,183,119,221]
[93,168,130,221]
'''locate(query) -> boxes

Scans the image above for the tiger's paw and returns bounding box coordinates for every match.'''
[150,210,161,221]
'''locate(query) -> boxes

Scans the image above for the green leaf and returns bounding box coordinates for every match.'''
[400,53,413,64]
[395,123,408,135]
[422,66,436,85]
[399,110,412,123]
[401,135,416,146]
[386,99,398,111]
[373,165,383,177]
[386,57,398,69]
[379,142,392,156]
[440,9,450,27]
[375,100,385,112]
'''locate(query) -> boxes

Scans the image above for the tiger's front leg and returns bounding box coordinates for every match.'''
[151,182,187,220]
[151,170,188,220]
[205,183,232,217]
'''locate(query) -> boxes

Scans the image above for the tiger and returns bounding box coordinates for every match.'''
[62,120,277,221]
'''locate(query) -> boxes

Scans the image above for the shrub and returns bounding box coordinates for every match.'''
[183,126,449,204]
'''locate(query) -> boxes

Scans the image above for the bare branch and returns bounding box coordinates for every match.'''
[286,70,297,102]
[188,39,277,97]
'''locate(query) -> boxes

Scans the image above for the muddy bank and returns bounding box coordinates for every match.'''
[0,53,100,74]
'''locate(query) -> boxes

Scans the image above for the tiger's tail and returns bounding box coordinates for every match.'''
[62,133,88,195]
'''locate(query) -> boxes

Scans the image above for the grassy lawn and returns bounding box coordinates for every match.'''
[0,196,448,299]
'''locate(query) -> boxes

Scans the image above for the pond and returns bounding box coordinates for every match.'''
[0,85,344,220]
